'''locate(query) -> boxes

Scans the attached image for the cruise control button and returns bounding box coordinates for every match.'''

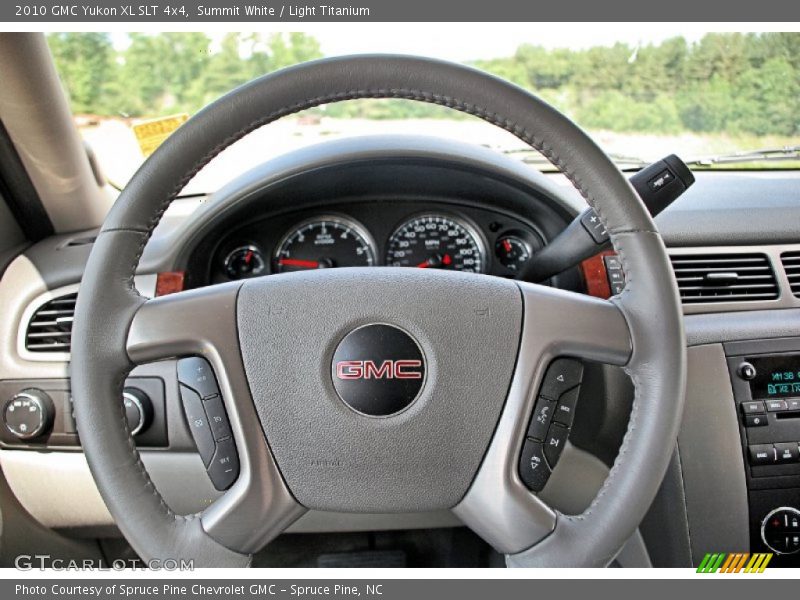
[553,387,579,427]
[749,444,776,466]
[775,442,800,463]
[179,384,215,467]
[177,357,220,399]
[540,358,583,401]
[741,401,766,415]
[766,399,788,412]
[544,424,569,468]
[745,414,767,427]
[527,397,555,441]
[207,437,240,491]
[518,439,550,492]
[203,395,233,442]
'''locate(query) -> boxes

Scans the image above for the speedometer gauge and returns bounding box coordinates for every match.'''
[385,214,486,273]
[274,216,376,273]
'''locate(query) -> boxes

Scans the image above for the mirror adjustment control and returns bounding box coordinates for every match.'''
[3,389,54,440]
[518,439,550,492]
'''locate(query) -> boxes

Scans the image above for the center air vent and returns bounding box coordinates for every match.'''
[781,251,800,298]
[669,253,778,304]
[25,292,77,352]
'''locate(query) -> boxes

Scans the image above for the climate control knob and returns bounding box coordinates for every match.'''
[761,507,800,555]
[122,388,153,436]
[4,389,54,440]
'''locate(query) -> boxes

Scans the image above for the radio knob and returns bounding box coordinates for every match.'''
[739,361,757,380]
[122,388,153,436]
[4,389,54,440]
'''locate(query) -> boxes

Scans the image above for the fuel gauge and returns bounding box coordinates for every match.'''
[224,245,266,279]
[495,236,531,273]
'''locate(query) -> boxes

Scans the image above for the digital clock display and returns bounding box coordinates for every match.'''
[748,355,800,399]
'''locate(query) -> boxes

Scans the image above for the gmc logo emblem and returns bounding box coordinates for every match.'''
[336,360,423,380]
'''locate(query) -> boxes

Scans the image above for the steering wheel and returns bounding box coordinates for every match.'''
[71,56,686,568]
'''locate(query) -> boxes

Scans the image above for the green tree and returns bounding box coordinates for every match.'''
[47,33,115,114]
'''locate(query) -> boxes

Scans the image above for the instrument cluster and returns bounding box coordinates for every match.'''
[210,203,545,284]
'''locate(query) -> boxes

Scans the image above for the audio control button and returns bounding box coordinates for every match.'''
[741,401,766,415]
[519,439,550,492]
[766,399,788,412]
[775,442,799,463]
[749,444,777,466]
[177,357,220,399]
[745,414,767,427]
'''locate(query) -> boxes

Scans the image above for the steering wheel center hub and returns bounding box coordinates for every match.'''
[331,323,426,417]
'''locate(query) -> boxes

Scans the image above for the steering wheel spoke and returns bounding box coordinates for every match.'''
[127,284,305,554]
[454,282,632,554]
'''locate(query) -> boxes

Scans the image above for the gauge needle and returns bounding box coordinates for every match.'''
[416,254,452,268]
[244,250,253,265]
[278,258,320,269]
[502,239,512,253]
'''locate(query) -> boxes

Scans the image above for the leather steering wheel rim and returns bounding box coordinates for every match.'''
[72,55,686,567]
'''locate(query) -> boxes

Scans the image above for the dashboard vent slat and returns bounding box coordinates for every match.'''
[781,252,800,298]
[24,292,77,353]
[669,253,778,304]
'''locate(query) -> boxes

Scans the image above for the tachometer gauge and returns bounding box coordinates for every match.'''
[224,245,266,279]
[385,214,486,273]
[274,216,376,273]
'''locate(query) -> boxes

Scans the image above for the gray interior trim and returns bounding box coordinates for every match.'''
[656,171,800,247]
[0,33,112,232]
[0,449,461,533]
[639,449,693,568]
[677,344,749,565]
[127,283,305,554]
[685,308,800,347]
[454,281,631,554]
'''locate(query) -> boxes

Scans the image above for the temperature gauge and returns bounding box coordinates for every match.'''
[223,245,266,279]
[495,236,531,273]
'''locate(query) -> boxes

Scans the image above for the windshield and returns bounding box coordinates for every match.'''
[47,30,800,194]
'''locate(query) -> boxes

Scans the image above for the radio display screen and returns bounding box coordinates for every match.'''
[748,355,800,399]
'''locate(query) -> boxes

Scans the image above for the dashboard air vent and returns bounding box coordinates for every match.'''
[25,292,77,352]
[781,251,800,298]
[669,253,778,304]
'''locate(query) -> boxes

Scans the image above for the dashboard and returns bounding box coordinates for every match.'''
[181,136,581,292]
[2,134,800,567]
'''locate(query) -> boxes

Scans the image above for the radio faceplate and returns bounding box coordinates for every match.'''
[725,338,800,563]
